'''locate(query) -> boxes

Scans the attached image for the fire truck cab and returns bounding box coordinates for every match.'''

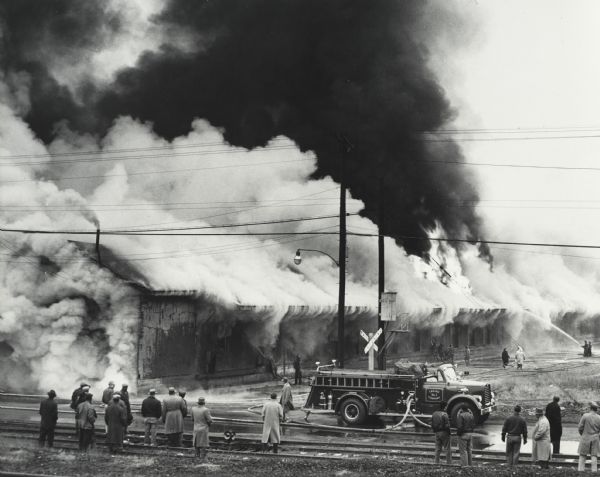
[303,363,495,426]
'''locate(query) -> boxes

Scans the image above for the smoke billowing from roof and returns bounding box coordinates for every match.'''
[0,0,487,258]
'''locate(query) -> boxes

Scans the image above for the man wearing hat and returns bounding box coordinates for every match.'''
[280,378,294,422]
[545,396,563,455]
[105,393,127,453]
[39,390,58,447]
[77,392,97,452]
[70,383,90,437]
[141,389,162,446]
[191,397,213,462]
[102,381,115,405]
[261,392,283,453]
[501,404,528,466]
[532,407,551,468]
[578,401,600,471]
[162,387,186,447]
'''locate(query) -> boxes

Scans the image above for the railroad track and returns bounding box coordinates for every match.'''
[0,419,586,468]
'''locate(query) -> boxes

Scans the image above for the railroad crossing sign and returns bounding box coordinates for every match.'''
[361,328,383,354]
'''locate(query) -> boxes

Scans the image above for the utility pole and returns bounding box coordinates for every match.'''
[337,135,351,368]
[377,178,386,370]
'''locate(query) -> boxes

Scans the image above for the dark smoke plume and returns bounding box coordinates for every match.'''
[0,0,489,259]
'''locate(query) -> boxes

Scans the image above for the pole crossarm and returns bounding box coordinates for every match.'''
[295,248,340,267]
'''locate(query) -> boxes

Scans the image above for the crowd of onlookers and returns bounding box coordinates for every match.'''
[37,376,298,463]
[432,395,600,472]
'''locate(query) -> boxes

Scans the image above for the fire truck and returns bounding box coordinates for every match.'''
[303,363,495,426]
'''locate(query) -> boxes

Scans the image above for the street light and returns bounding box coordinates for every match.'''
[293,249,339,267]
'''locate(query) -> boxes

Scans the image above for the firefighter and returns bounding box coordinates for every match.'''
[515,346,525,370]
[464,345,471,367]
[293,355,302,385]
[502,348,510,368]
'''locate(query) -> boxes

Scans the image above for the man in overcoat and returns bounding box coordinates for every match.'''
[280,378,294,422]
[39,390,58,447]
[77,393,97,451]
[261,392,283,453]
[578,401,600,472]
[545,395,562,455]
[162,387,186,447]
[191,397,213,462]
[532,407,551,468]
[105,393,127,453]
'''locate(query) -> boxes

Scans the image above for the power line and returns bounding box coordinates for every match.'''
[422,134,600,142]
[427,159,600,172]
[0,144,299,167]
[0,158,311,184]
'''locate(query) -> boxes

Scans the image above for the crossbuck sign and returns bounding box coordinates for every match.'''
[360,328,383,354]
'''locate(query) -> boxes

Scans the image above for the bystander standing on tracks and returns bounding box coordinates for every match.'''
[456,406,475,466]
[545,396,562,455]
[577,401,600,472]
[105,393,127,454]
[102,381,115,405]
[501,404,527,467]
[77,392,97,452]
[141,389,162,446]
[120,384,133,443]
[431,401,452,465]
[191,397,213,462]
[280,378,294,422]
[532,407,551,469]
[39,389,58,448]
[261,392,283,453]
[162,387,186,447]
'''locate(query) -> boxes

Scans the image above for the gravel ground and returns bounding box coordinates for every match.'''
[0,440,594,477]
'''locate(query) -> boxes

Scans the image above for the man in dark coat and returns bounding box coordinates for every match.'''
[39,390,58,447]
[546,395,563,455]
[431,401,452,464]
[120,384,133,442]
[502,348,510,368]
[105,393,127,453]
[456,407,475,467]
[142,389,162,446]
[293,355,302,385]
[102,381,115,405]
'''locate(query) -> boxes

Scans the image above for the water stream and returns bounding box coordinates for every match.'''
[523,310,581,347]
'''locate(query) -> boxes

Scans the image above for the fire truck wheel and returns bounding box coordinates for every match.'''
[449,402,479,427]
[340,397,367,425]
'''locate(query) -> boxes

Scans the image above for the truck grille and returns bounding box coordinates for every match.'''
[483,384,491,405]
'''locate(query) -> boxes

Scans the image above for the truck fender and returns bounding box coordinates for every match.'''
[447,394,481,412]
[334,391,370,414]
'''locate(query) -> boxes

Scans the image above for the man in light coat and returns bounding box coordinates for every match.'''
[515,346,525,370]
[578,401,600,472]
[77,393,97,452]
[191,397,213,462]
[280,378,294,422]
[532,407,551,468]
[162,387,186,447]
[262,392,283,453]
[105,393,127,453]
